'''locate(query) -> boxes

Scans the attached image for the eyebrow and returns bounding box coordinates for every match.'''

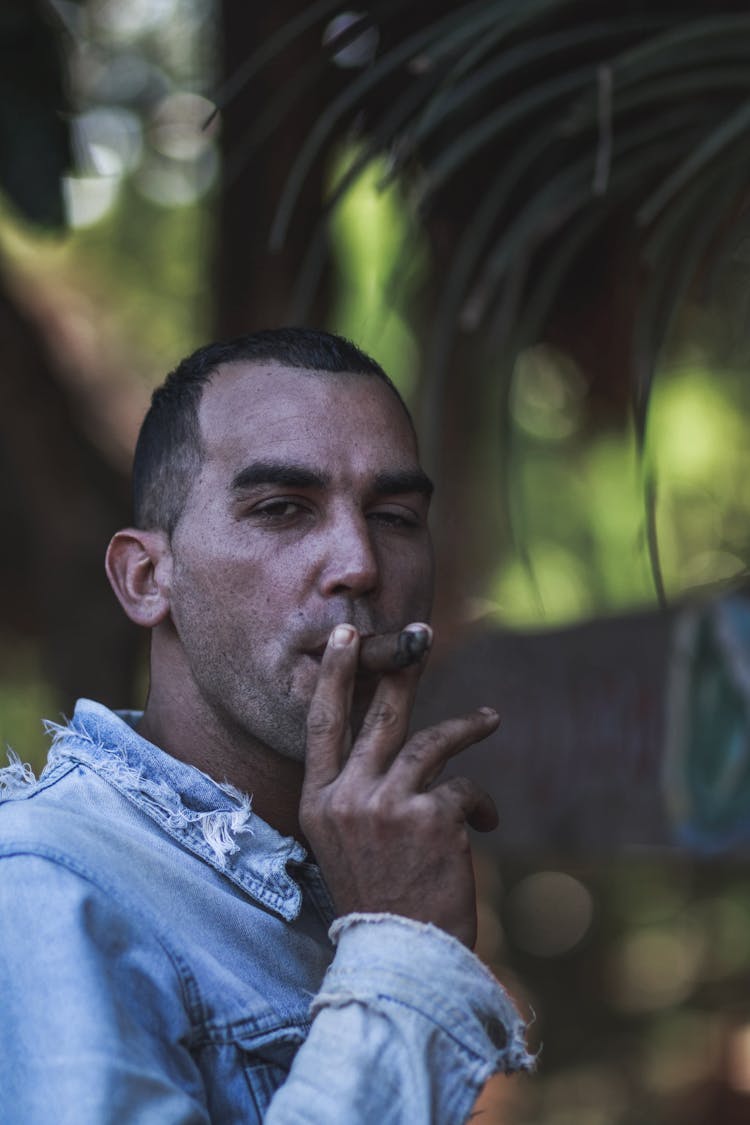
[230,461,433,499]
[372,470,434,499]
[231,461,329,494]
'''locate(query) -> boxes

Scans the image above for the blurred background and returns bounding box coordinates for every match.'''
[1,1,750,1120]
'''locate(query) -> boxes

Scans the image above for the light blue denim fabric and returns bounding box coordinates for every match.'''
[0,699,533,1124]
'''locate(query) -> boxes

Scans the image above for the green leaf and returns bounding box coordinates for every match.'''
[269,0,506,249]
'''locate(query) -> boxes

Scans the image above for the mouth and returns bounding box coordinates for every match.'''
[300,633,377,670]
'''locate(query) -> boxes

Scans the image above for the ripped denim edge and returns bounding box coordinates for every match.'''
[321,911,537,1075]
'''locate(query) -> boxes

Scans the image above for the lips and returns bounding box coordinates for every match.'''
[300,631,376,666]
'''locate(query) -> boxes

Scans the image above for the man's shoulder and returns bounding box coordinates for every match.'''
[0,749,189,963]
[0,750,124,864]
[0,720,171,886]
[0,699,147,858]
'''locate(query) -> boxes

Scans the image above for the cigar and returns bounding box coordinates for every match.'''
[358,625,432,674]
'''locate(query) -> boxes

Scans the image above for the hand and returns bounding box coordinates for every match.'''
[299,623,500,948]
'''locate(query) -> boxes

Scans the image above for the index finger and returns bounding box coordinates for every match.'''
[303,624,359,789]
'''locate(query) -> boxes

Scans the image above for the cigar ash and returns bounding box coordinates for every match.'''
[393,628,430,668]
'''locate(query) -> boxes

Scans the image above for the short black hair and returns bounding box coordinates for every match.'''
[132,327,412,533]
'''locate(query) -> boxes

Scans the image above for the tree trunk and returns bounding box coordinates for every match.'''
[214,1,334,335]
[0,268,141,713]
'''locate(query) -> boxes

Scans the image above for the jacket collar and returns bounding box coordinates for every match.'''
[46,699,310,922]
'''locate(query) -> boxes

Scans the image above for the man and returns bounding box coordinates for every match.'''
[0,328,533,1122]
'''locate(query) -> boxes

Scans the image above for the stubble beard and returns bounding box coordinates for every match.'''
[214,665,311,765]
[209,661,376,767]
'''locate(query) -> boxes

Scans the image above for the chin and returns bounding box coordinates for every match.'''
[272,739,307,765]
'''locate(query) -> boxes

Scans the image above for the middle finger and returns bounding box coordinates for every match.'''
[345,628,432,775]
[385,708,501,791]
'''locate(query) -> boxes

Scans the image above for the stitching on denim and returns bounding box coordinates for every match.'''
[311,988,535,1074]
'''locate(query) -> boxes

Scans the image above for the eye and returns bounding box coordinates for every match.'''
[251,499,309,521]
[367,507,420,529]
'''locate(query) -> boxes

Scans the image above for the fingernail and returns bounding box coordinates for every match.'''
[479,706,498,718]
[330,624,356,648]
[403,622,433,645]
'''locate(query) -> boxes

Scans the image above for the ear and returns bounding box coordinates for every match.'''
[105,528,173,628]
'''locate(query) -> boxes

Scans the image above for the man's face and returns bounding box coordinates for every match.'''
[164,362,434,761]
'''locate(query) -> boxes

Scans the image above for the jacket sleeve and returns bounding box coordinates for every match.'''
[0,853,210,1125]
[266,913,534,1125]
[0,854,533,1125]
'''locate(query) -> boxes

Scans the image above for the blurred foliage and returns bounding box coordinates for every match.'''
[231,0,750,438]
[0,0,218,760]
[474,855,750,1123]
[0,1,70,227]
[490,349,750,628]
[0,0,217,378]
[0,647,60,774]
[325,152,750,628]
[328,148,426,403]
[1,186,213,379]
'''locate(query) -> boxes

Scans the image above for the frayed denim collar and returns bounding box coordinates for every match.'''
[41,699,308,921]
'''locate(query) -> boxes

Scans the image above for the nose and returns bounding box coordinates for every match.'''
[318,510,379,599]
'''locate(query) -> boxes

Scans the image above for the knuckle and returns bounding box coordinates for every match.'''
[327,787,358,822]
[411,725,446,753]
[394,745,424,772]
[453,778,481,807]
[298,797,320,835]
[306,700,343,737]
[417,798,444,828]
[361,700,400,733]
[448,775,474,797]
[367,788,396,820]
[298,806,314,835]
[431,777,471,813]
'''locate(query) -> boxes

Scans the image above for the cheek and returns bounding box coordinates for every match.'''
[168,548,245,635]
[171,546,300,636]
[384,544,434,613]
[416,546,436,614]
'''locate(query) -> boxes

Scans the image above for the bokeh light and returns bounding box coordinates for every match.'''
[148,92,217,160]
[74,107,143,174]
[91,0,179,43]
[504,871,594,957]
[728,1023,750,1094]
[641,1011,722,1096]
[688,892,750,982]
[538,1063,629,1125]
[511,345,587,442]
[606,919,705,1013]
[323,12,379,69]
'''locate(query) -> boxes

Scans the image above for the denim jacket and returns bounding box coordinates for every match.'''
[0,699,533,1123]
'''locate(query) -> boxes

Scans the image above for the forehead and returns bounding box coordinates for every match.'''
[196,361,419,473]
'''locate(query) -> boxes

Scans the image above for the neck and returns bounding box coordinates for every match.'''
[137,689,306,843]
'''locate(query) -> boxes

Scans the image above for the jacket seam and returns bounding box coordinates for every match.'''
[0,843,206,1036]
[314,987,494,1065]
